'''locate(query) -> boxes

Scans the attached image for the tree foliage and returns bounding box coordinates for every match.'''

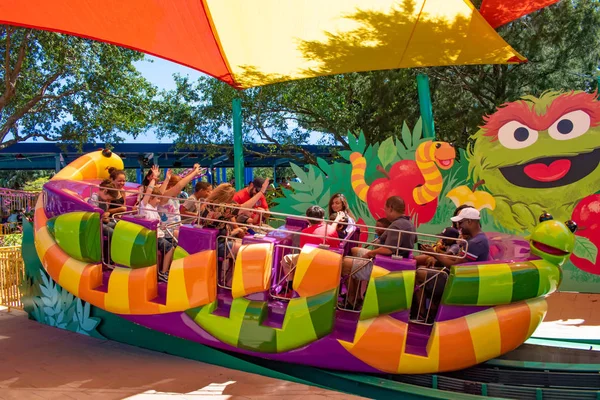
[0,169,52,190]
[154,0,600,162]
[0,26,157,149]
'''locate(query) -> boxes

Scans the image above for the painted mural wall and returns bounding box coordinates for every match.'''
[273,90,600,293]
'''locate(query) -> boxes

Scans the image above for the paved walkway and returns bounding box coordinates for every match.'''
[0,308,363,400]
[532,291,600,342]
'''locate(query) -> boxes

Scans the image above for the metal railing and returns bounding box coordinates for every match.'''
[0,246,24,311]
[79,183,468,260]
[46,182,470,303]
[270,244,301,300]
[411,267,449,325]
[216,235,242,289]
[337,255,374,312]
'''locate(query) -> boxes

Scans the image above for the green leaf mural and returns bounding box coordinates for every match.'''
[377,137,396,169]
[573,236,598,264]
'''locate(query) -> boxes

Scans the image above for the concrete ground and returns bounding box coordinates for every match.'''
[0,307,364,400]
[532,291,600,342]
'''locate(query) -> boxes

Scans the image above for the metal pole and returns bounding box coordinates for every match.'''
[232,97,244,191]
[136,168,143,184]
[417,73,435,139]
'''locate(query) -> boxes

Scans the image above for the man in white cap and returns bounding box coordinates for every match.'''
[429,207,490,266]
[415,207,490,322]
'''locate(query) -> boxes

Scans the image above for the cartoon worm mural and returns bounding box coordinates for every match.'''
[350,140,455,222]
[413,141,456,204]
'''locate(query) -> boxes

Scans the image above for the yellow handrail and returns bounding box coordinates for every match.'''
[0,245,24,312]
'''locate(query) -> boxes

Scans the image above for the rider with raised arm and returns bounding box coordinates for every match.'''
[156,165,204,237]
[233,177,270,224]
[201,179,270,286]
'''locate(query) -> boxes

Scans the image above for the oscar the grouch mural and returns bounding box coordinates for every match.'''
[468,91,600,274]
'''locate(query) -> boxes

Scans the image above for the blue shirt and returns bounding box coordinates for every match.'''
[465,232,489,262]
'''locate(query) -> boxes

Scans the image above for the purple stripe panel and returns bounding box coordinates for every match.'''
[120,310,382,373]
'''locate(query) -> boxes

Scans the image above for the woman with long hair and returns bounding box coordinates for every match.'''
[107,167,128,216]
[328,193,356,238]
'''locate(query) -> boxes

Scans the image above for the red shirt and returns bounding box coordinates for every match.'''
[300,223,340,248]
[233,188,269,210]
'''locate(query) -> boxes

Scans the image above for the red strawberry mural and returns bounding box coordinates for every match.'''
[570,194,600,275]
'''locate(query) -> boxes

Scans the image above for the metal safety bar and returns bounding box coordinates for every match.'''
[337,255,374,313]
[270,244,301,301]
[411,267,449,325]
[216,235,242,289]
[82,183,468,260]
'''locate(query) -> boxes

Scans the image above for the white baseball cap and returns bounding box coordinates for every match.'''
[450,207,481,222]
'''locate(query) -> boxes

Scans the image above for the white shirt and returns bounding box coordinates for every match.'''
[158,197,181,225]
[139,200,164,238]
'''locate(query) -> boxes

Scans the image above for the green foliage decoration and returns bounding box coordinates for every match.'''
[19,220,103,338]
[27,271,103,337]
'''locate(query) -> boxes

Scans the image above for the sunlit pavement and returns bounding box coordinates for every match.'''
[0,307,363,400]
[532,291,600,343]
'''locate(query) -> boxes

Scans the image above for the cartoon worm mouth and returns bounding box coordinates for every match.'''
[499,148,600,189]
[436,158,454,168]
[531,241,569,256]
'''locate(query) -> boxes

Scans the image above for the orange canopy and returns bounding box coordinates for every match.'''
[0,0,542,89]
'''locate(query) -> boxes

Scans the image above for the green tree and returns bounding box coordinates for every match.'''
[0,170,53,190]
[22,176,50,192]
[0,26,157,149]
[154,0,600,160]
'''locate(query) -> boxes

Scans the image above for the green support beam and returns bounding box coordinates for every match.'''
[417,74,435,139]
[232,97,244,191]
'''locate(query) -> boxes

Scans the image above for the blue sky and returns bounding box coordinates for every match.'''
[130,55,323,145]
[128,56,204,143]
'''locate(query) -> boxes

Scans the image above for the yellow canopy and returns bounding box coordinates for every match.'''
[0,0,526,88]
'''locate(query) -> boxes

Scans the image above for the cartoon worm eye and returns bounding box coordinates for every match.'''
[548,110,590,141]
[435,143,441,148]
[565,220,578,233]
[539,212,553,222]
[498,121,539,149]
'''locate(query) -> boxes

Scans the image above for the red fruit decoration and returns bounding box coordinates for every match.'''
[366,161,437,224]
[570,194,600,275]
[356,218,369,243]
[349,141,454,227]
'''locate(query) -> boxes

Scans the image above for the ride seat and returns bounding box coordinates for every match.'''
[293,244,342,297]
[231,242,274,298]
[110,219,157,269]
